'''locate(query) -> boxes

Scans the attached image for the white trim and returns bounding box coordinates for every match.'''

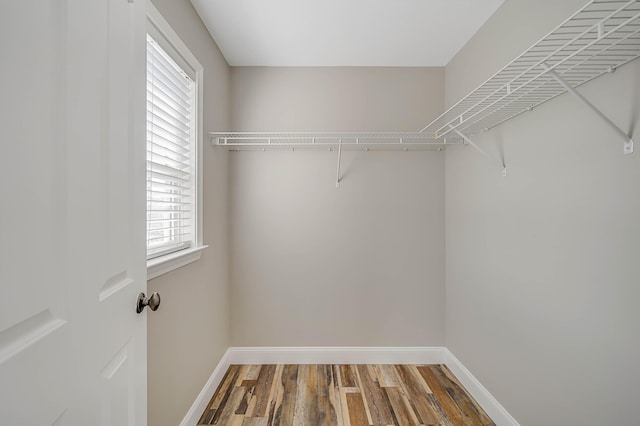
[180,346,519,426]
[224,346,446,365]
[194,55,204,251]
[147,245,208,280]
[179,348,231,426]
[145,1,206,278]
[146,2,202,76]
[445,349,520,426]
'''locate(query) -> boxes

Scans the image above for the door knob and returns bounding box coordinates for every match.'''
[136,292,161,314]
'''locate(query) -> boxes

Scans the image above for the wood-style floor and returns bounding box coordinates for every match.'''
[198,364,494,425]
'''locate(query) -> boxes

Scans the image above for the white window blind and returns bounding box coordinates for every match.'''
[146,34,196,260]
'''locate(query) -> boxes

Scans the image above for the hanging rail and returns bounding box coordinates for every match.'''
[211,132,459,188]
[421,0,640,168]
[210,132,461,151]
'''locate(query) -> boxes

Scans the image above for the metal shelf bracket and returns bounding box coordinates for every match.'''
[336,139,342,188]
[542,64,634,155]
[451,127,508,177]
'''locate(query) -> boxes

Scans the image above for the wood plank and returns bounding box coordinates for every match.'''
[293,364,319,424]
[246,365,262,381]
[332,365,342,387]
[430,365,495,426]
[245,393,257,420]
[410,365,433,393]
[353,367,374,425]
[355,365,395,425]
[345,393,369,426]
[266,365,284,426]
[338,386,351,426]
[214,386,246,425]
[235,365,250,386]
[235,386,255,415]
[242,418,268,426]
[316,365,338,426]
[339,365,357,387]
[199,408,215,426]
[374,364,402,388]
[273,365,298,426]
[426,394,454,426]
[316,365,328,426]
[228,414,245,426]
[248,364,277,417]
[204,364,240,415]
[440,365,495,426]
[265,364,284,424]
[400,390,424,426]
[385,386,419,426]
[208,366,242,425]
[328,365,343,426]
[395,365,442,425]
[418,365,464,425]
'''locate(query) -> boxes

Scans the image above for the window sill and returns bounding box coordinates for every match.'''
[147,245,208,280]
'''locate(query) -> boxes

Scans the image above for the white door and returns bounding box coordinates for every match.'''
[0,0,148,425]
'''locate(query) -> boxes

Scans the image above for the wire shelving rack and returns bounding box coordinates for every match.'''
[421,0,640,160]
[211,0,640,178]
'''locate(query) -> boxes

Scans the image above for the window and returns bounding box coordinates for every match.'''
[146,34,194,258]
[146,3,206,280]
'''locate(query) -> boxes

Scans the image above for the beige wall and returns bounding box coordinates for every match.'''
[229,67,447,346]
[445,0,585,108]
[231,67,443,131]
[146,1,230,425]
[445,0,640,424]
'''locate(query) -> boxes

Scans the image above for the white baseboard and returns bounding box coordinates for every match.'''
[180,346,518,426]
[444,349,520,426]
[226,346,447,365]
[179,348,231,426]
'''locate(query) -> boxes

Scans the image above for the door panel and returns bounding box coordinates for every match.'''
[0,0,67,333]
[100,341,135,426]
[1,1,72,424]
[0,0,147,423]
[0,323,71,425]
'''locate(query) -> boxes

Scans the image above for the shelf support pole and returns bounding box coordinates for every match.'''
[450,127,507,177]
[543,64,633,154]
[336,139,342,188]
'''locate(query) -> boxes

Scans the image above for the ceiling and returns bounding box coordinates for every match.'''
[189,0,505,67]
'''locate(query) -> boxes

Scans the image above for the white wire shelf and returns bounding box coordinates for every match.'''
[421,0,640,143]
[211,132,462,151]
[211,0,638,175]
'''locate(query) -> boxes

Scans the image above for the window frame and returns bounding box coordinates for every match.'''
[146,2,207,280]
